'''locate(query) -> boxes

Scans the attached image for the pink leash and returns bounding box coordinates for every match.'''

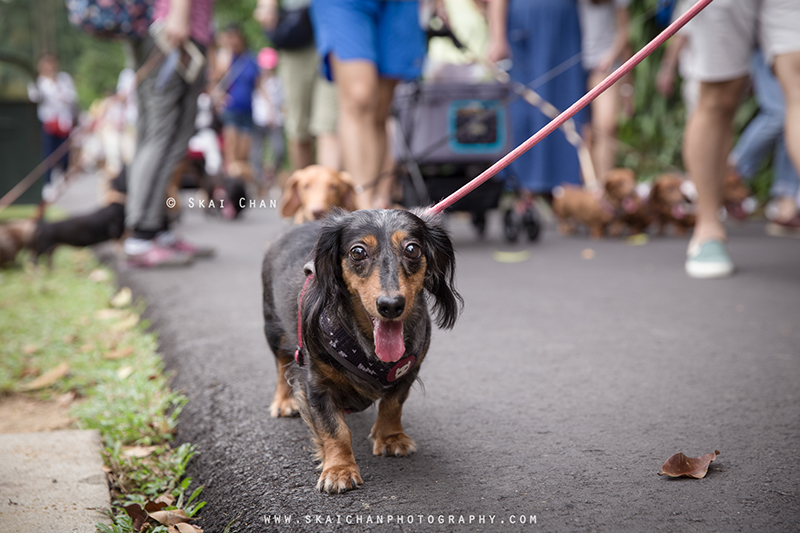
[426,0,713,216]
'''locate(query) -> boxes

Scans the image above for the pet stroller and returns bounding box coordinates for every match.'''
[392,81,541,241]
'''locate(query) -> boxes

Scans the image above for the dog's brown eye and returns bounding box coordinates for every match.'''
[350,246,367,262]
[404,243,421,260]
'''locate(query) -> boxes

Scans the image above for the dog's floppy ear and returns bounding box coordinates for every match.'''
[415,210,462,330]
[279,172,302,218]
[311,208,351,306]
[337,171,358,212]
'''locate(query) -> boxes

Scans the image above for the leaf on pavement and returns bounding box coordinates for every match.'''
[581,248,595,260]
[18,362,69,391]
[149,509,192,526]
[111,287,133,308]
[658,450,720,478]
[103,346,135,360]
[123,503,149,532]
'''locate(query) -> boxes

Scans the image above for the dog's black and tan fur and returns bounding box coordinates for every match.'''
[261,209,461,493]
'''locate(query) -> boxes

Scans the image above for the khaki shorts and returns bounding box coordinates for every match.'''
[686,0,800,82]
[277,46,338,141]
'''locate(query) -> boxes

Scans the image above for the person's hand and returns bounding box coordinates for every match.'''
[487,38,511,64]
[595,50,616,76]
[254,0,279,31]
[656,65,675,97]
[164,6,191,49]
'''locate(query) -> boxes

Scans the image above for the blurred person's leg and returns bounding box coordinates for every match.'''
[310,75,340,170]
[682,0,757,278]
[278,46,317,170]
[729,50,784,179]
[773,52,800,175]
[372,82,398,208]
[587,72,620,182]
[126,37,205,263]
[250,124,267,184]
[684,77,748,244]
[332,57,383,209]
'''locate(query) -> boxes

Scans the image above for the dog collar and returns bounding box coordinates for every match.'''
[318,308,417,392]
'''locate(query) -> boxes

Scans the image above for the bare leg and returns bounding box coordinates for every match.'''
[332,57,382,210]
[371,80,398,208]
[288,138,314,171]
[588,72,620,183]
[774,51,800,176]
[683,77,748,245]
[316,132,341,170]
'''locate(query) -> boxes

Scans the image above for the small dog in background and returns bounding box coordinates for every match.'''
[552,168,640,238]
[0,218,37,267]
[649,173,696,235]
[279,165,357,223]
[30,169,127,266]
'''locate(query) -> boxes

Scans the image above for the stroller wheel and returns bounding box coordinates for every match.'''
[523,208,541,241]
[472,212,487,237]
[503,209,520,243]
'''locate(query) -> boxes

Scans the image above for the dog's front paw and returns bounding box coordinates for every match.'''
[316,464,362,494]
[371,432,417,457]
[269,395,299,418]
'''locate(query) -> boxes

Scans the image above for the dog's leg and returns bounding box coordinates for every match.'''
[310,408,362,493]
[370,393,417,457]
[270,354,299,418]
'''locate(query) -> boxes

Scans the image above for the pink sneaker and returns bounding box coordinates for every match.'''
[167,238,216,259]
[126,245,194,268]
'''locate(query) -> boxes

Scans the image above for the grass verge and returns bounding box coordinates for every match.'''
[0,247,205,532]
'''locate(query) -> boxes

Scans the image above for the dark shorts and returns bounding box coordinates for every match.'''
[310,0,427,82]
[221,110,254,132]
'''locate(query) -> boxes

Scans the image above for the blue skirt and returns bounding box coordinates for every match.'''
[506,0,586,193]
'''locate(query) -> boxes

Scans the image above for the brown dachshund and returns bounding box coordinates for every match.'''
[649,173,696,236]
[261,209,461,493]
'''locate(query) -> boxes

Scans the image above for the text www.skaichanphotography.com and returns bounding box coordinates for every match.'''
[263,513,538,527]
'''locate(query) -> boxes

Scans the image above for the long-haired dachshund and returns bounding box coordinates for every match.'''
[279,165,357,223]
[261,208,461,493]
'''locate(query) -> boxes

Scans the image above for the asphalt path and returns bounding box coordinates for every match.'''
[60,175,800,532]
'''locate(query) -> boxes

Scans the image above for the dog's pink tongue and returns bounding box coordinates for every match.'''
[373,320,405,362]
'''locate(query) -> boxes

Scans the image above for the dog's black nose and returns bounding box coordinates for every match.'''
[376,295,405,319]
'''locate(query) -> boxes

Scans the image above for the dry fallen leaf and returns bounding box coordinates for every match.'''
[19,362,69,391]
[122,445,158,459]
[111,287,133,308]
[123,503,149,532]
[155,494,176,506]
[149,509,192,526]
[492,250,531,263]
[145,500,169,513]
[79,343,95,353]
[56,391,77,407]
[117,366,134,380]
[111,314,139,332]
[103,346,135,360]
[22,344,38,355]
[171,523,203,533]
[95,308,127,321]
[89,268,111,282]
[658,450,720,479]
[581,248,595,260]
[19,366,40,379]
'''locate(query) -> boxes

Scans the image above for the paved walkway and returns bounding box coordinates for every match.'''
[60,173,800,531]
